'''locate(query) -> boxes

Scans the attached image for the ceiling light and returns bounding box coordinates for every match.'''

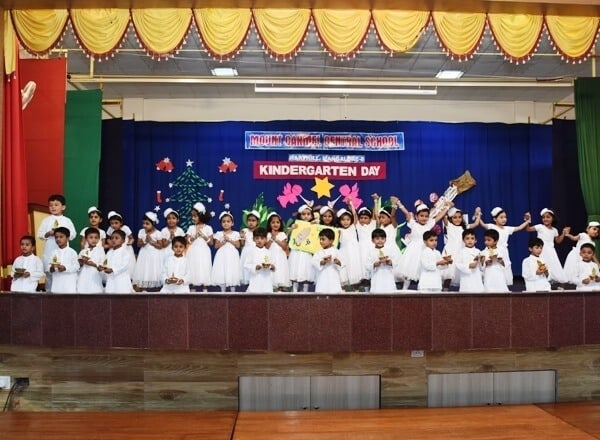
[210,67,238,77]
[254,85,437,96]
[436,70,464,79]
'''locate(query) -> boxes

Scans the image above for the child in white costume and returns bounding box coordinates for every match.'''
[37,194,77,292]
[211,211,241,292]
[477,206,530,286]
[481,229,509,293]
[563,221,600,283]
[442,207,481,289]
[240,210,260,286]
[521,237,551,292]
[10,236,44,293]
[574,243,600,291]
[366,228,398,293]
[100,230,133,293]
[185,202,213,292]
[160,236,190,294]
[288,205,315,292]
[79,206,107,250]
[246,228,276,293]
[526,208,567,284]
[106,211,136,277]
[132,211,164,290]
[312,228,343,293]
[455,229,484,293]
[337,207,362,289]
[355,206,377,289]
[160,208,185,263]
[418,231,451,292]
[48,227,79,293]
[267,212,291,291]
[77,227,105,293]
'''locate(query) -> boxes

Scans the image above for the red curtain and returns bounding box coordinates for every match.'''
[1,67,29,289]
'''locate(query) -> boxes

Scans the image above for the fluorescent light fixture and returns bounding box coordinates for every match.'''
[254,85,437,96]
[210,67,238,77]
[436,70,464,79]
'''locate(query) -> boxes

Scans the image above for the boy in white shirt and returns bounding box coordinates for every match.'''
[482,229,509,293]
[574,243,600,291]
[160,236,190,293]
[311,228,343,293]
[455,229,484,292]
[246,228,276,293]
[522,237,551,292]
[10,235,44,293]
[77,227,106,293]
[48,227,79,293]
[418,231,452,292]
[366,228,398,293]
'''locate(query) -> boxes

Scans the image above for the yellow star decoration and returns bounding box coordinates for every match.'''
[311,177,335,198]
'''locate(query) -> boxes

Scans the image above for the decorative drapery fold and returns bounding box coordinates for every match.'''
[4,11,17,76]
[5,8,600,66]
[312,9,371,57]
[11,9,68,55]
[546,15,599,61]
[432,11,486,59]
[131,8,192,57]
[253,8,311,59]
[372,10,430,53]
[194,8,252,59]
[488,13,543,62]
[70,9,130,57]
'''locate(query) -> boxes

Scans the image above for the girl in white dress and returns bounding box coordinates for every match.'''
[442,206,481,289]
[355,206,376,290]
[337,207,362,290]
[106,211,136,277]
[132,211,163,291]
[476,207,531,286]
[211,211,241,292]
[160,208,185,263]
[79,206,106,250]
[319,206,337,228]
[77,227,105,293]
[267,212,290,291]
[563,221,600,284]
[526,208,568,285]
[240,210,260,287]
[185,202,214,292]
[288,205,315,292]
[396,199,451,289]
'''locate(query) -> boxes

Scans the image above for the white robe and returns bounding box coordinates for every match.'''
[481,247,509,293]
[521,255,551,292]
[312,248,343,293]
[366,247,398,293]
[77,245,105,293]
[574,260,600,291]
[418,247,444,291]
[455,247,484,293]
[37,214,77,289]
[245,247,275,293]
[160,255,190,293]
[48,246,79,293]
[10,254,44,293]
[104,246,134,293]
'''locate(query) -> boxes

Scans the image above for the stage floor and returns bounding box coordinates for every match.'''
[1,403,599,439]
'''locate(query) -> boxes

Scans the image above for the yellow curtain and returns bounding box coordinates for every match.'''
[131,9,192,56]
[488,14,543,61]
[372,10,429,53]
[4,11,16,75]
[253,9,311,57]
[432,11,486,58]
[312,9,371,56]
[546,15,599,61]
[70,9,130,57]
[194,8,252,58]
[11,9,68,54]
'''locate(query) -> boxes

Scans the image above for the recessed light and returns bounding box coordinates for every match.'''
[436,70,464,79]
[210,67,238,77]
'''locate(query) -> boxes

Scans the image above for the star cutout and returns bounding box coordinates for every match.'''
[311,177,335,198]
[154,206,161,212]
[222,157,231,165]
[186,159,194,167]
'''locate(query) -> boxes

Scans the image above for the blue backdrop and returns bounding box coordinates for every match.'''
[101,119,553,275]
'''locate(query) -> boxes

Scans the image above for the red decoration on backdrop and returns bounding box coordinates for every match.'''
[1,63,30,289]
[20,58,67,205]
[155,157,174,172]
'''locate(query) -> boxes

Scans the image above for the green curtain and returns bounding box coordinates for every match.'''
[64,89,103,250]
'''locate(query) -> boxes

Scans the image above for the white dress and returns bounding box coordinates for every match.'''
[104,246,134,293]
[485,224,515,285]
[10,254,44,293]
[399,218,435,281]
[160,255,190,293]
[356,220,376,280]
[107,225,136,277]
[240,228,256,284]
[77,245,105,293]
[481,246,509,293]
[338,225,362,286]
[366,247,398,293]
[160,226,185,262]
[268,231,291,288]
[564,232,593,283]
[312,248,343,293]
[533,224,567,283]
[211,231,241,287]
[442,223,464,285]
[48,246,79,293]
[574,260,600,291]
[456,247,484,292]
[132,229,164,289]
[186,224,213,286]
[522,255,551,292]
[418,247,444,291]
[245,247,275,293]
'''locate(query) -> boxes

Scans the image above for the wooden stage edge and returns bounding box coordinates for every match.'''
[1,403,600,440]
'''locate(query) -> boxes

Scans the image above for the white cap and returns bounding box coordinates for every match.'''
[88,206,101,215]
[144,211,158,224]
[163,208,179,219]
[415,203,429,213]
[447,207,458,217]
[107,210,122,220]
[336,208,349,218]
[219,211,233,221]
[378,206,392,217]
[297,204,311,214]
[588,221,600,228]
[540,208,554,216]
[246,210,260,220]
[319,206,333,216]
[358,206,372,215]
[491,207,504,217]
[193,202,206,214]
[267,211,280,221]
